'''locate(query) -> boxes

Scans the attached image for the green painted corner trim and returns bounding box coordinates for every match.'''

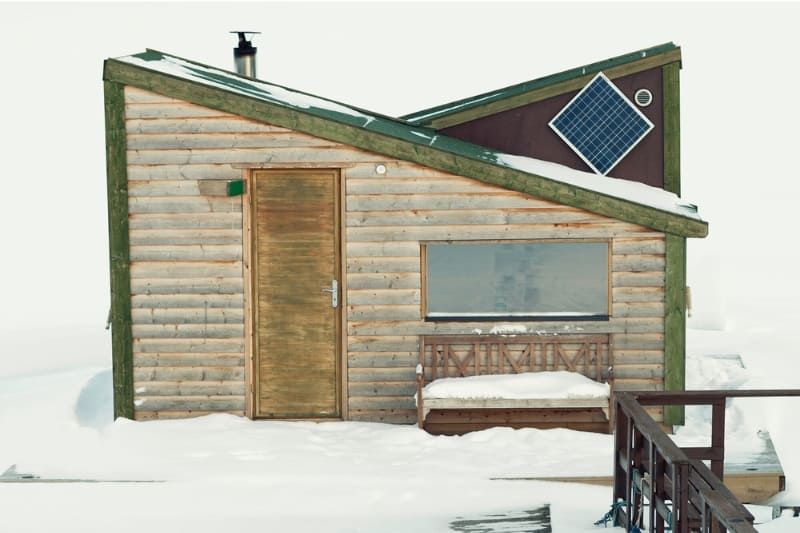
[227,179,246,197]
[664,234,687,425]
[663,62,681,196]
[104,78,134,420]
[104,59,707,239]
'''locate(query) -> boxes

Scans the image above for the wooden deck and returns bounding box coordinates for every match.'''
[493,431,785,504]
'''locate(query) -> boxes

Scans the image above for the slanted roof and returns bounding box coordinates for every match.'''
[103,49,706,238]
[403,43,681,130]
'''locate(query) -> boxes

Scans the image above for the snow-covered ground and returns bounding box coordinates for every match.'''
[0,318,798,531]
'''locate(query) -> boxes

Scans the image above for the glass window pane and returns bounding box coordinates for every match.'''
[426,242,608,318]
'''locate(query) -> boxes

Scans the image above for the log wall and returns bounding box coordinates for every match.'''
[123,87,667,423]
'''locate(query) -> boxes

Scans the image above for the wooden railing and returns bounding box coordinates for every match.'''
[614,390,800,533]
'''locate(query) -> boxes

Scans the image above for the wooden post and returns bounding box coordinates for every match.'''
[104,79,134,420]
[711,398,726,481]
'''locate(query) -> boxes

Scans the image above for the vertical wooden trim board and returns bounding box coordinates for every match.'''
[664,233,687,425]
[242,169,255,418]
[104,80,134,419]
[339,170,349,420]
[662,61,681,196]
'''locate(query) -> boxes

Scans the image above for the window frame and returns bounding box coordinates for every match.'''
[420,239,612,322]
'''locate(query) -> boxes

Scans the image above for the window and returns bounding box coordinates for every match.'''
[423,241,609,320]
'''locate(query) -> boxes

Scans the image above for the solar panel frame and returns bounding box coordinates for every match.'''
[549,72,654,176]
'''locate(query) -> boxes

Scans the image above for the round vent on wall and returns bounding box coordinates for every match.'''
[634,88,653,107]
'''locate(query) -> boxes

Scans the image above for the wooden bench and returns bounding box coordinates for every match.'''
[416,334,614,435]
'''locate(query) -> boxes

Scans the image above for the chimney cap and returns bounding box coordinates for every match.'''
[230,31,260,57]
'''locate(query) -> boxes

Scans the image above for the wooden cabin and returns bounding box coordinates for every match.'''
[103,43,707,430]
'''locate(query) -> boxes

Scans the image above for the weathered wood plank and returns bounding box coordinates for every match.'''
[346,161,454,179]
[346,273,420,290]
[612,301,664,318]
[346,257,420,274]
[125,102,235,119]
[130,229,242,245]
[134,395,245,410]
[347,409,416,424]
[346,208,608,227]
[134,381,245,396]
[127,146,378,165]
[129,213,242,230]
[613,286,665,303]
[128,164,242,181]
[612,254,665,272]
[133,353,244,366]
[130,261,242,279]
[132,308,244,325]
[349,381,417,397]
[347,336,419,352]
[346,351,417,368]
[612,365,664,379]
[612,238,666,255]
[130,244,242,261]
[346,193,560,212]
[133,338,245,353]
[133,365,245,381]
[127,132,338,150]
[348,396,415,410]
[132,324,244,339]
[129,179,231,197]
[126,118,288,135]
[345,241,421,257]
[125,87,183,103]
[347,177,505,195]
[346,289,420,305]
[131,277,243,295]
[347,224,660,242]
[129,197,242,214]
[614,350,664,364]
[612,271,665,287]
[132,294,243,308]
[611,333,664,350]
[348,367,416,382]
[611,379,663,392]
[347,305,422,322]
[134,409,244,420]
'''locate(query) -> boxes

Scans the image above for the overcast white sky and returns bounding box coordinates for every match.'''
[1,1,798,335]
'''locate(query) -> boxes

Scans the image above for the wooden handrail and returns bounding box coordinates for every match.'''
[613,389,800,532]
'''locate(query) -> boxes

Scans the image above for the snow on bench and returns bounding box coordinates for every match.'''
[415,334,614,433]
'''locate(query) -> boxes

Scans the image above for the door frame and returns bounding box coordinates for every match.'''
[242,167,347,420]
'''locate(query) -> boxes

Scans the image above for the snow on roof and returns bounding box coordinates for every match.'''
[114,50,703,226]
[493,153,701,221]
[421,371,610,401]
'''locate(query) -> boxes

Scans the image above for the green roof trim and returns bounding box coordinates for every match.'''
[103,49,706,238]
[403,43,681,129]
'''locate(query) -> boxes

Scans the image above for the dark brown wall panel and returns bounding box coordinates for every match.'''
[443,68,664,189]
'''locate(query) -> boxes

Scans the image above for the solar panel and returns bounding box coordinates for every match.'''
[549,73,653,176]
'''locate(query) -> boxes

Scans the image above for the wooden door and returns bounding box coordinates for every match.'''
[251,169,341,418]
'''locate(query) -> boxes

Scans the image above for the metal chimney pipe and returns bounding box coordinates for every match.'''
[231,31,260,78]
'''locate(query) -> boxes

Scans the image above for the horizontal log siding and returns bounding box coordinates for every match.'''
[124,87,406,419]
[124,87,666,423]
[343,169,666,423]
[125,89,250,418]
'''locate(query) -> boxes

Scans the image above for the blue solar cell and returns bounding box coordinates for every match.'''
[549,73,653,175]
